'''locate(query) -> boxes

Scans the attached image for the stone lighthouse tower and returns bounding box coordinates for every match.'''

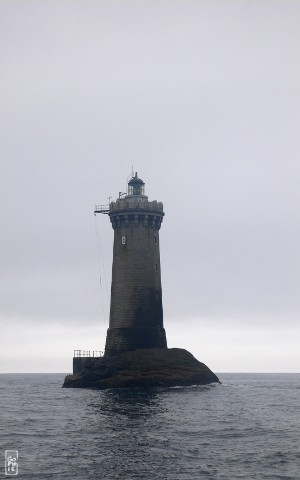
[63,172,220,388]
[95,173,167,356]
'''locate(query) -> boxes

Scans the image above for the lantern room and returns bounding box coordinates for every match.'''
[128,172,145,196]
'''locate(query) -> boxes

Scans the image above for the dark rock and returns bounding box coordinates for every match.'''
[63,348,220,389]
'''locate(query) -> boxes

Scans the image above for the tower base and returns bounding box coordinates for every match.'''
[104,327,167,356]
[63,348,220,389]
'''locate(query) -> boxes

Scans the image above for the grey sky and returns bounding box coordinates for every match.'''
[1,1,299,372]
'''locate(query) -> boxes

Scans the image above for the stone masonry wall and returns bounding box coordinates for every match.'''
[104,198,167,355]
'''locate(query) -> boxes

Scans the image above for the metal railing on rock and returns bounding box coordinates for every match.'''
[73,350,104,358]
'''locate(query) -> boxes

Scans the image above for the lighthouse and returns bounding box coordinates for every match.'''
[63,172,220,389]
[95,173,168,356]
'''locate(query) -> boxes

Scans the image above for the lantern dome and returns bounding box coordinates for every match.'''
[128,172,145,196]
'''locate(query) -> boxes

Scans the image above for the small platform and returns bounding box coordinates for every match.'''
[63,348,220,389]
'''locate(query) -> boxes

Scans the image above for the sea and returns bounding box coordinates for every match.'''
[0,373,299,479]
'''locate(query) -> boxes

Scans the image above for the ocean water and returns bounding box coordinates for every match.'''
[0,373,299,479]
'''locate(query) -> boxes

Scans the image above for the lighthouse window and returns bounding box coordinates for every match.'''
[155,263,158,271]
[121,236,126,245]
[153,236,157,244]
